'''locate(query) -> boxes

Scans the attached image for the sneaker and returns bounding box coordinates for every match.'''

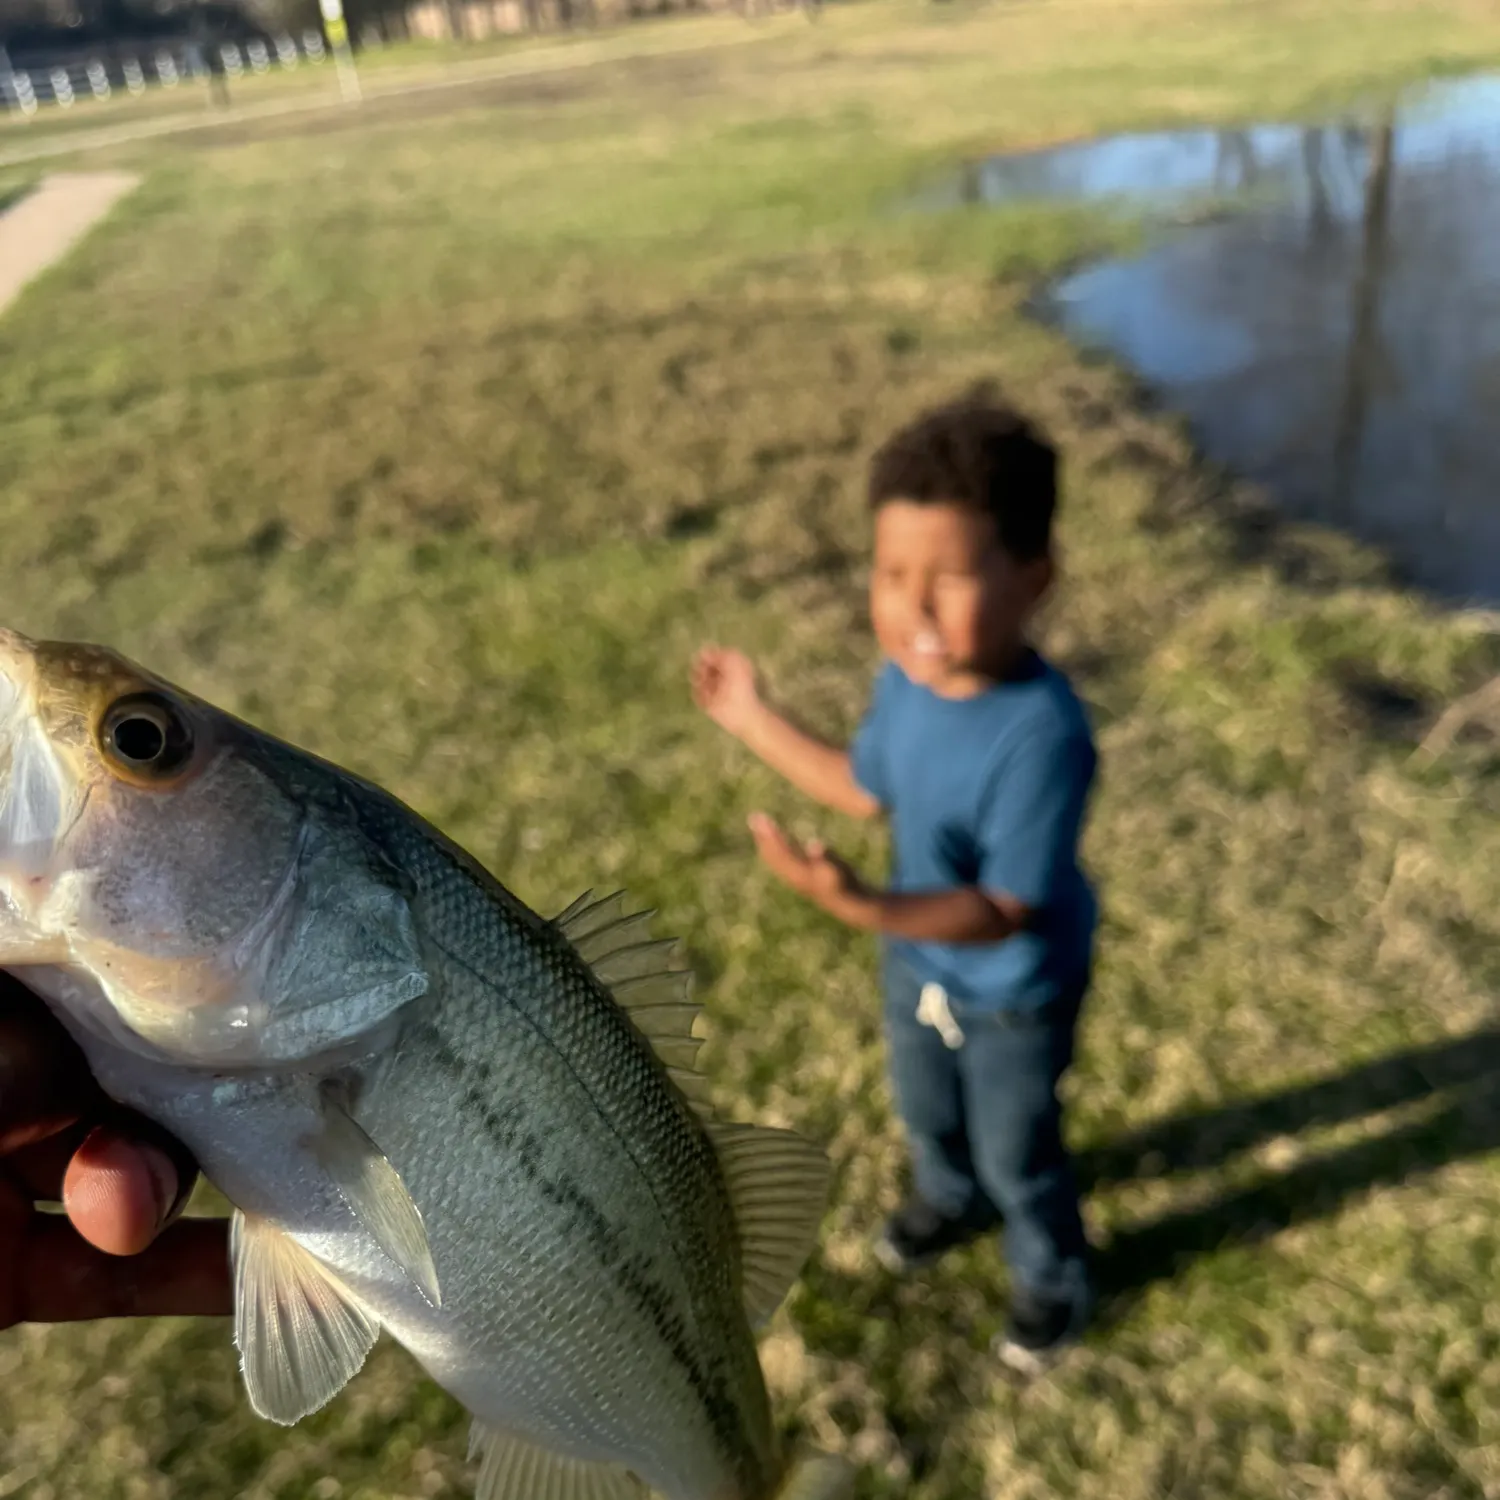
[994,1283,1093,1377]
[873,1196,998,1273]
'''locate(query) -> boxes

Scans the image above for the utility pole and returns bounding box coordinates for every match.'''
[319,0,362,102]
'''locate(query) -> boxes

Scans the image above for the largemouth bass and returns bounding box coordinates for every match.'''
[0,627,853,1500]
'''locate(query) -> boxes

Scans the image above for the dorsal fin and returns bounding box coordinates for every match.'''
[555,890,713,1118]
[706,1121,831,1327]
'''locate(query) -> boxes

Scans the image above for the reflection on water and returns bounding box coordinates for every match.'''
[959,76,1500,603]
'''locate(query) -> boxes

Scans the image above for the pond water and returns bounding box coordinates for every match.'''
[949,75,1500,604]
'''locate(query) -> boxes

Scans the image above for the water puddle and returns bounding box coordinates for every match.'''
[946,75,1500,604]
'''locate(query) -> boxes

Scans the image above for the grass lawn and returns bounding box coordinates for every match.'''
[2,1,1500,1496]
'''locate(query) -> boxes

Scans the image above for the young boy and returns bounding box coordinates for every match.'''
[691,389,1098,1372]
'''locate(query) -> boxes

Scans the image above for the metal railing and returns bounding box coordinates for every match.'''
[0,32,333,118]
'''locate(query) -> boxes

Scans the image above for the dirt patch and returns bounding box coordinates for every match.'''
[181,46,735,148]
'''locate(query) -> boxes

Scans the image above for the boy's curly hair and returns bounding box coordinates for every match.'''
[867,382,1057,563]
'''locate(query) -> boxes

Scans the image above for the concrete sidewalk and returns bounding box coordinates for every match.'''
[0,172,139,317]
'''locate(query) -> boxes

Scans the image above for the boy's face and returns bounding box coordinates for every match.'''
[870,500,1051,696]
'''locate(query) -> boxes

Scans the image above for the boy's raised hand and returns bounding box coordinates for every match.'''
[691,646,764,739]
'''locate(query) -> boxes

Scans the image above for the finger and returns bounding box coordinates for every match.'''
[0,977,98,1149]
[63,1127,198,1257]
[2,1121,92,1203]
[748,814,803,871]
[749,812,793,848]
[806,840,849,875]
[17,1212,231,1323]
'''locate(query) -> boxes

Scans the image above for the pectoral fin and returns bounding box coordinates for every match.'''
[310,1090,442,1307]
[231,1210,380,1426]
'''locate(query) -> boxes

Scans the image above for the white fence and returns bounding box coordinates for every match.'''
[0,32,337,118]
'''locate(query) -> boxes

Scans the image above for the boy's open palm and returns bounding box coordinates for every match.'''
[691,646,762,738]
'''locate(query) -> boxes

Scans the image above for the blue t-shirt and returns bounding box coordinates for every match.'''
[850,654,1098,1013]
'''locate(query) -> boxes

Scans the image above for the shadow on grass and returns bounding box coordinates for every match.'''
[808,1025,1500,1327]
[1082,1024,1500,1296]
[0,181,33,216]
[787,1026,1500,1487]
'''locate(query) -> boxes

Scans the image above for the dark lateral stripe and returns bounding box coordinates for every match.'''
[403,1020,748,1464]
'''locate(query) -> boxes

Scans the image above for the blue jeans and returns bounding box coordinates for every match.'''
[883,950,1091,1307]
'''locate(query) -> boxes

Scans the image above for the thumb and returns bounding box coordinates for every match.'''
[64,1124,197,1257]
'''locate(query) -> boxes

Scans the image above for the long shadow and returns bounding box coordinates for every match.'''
[788,1027,1500,1489]
[1098,1079,1500,1297]
[1078,1025,1500,1191]
[1078,1024,1500,1298]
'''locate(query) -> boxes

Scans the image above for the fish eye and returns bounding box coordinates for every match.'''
[101,693,194,778]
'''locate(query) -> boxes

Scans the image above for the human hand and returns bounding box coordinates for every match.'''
[691,646,765,740]
[0,975,231,1332]
[748,812,870,923]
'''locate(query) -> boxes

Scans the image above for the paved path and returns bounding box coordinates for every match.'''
[0,171,139,316]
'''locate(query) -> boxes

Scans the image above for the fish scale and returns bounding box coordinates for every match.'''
[363,989,765,1489]
[0,627,852,1500]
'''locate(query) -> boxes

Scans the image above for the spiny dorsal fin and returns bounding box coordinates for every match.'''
[706,1121,832,1328]
[555,890,712,1118]
[469,1421,647,1500]
[667,1067,714,1115]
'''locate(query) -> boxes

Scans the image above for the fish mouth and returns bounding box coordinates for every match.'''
[0,626,40,797]
[0,626,68,922]
[0,627,38,723]
[0,630,63,960]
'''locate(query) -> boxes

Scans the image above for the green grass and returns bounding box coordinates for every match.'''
[3,1,1500,1496]
[0,172,31,211]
